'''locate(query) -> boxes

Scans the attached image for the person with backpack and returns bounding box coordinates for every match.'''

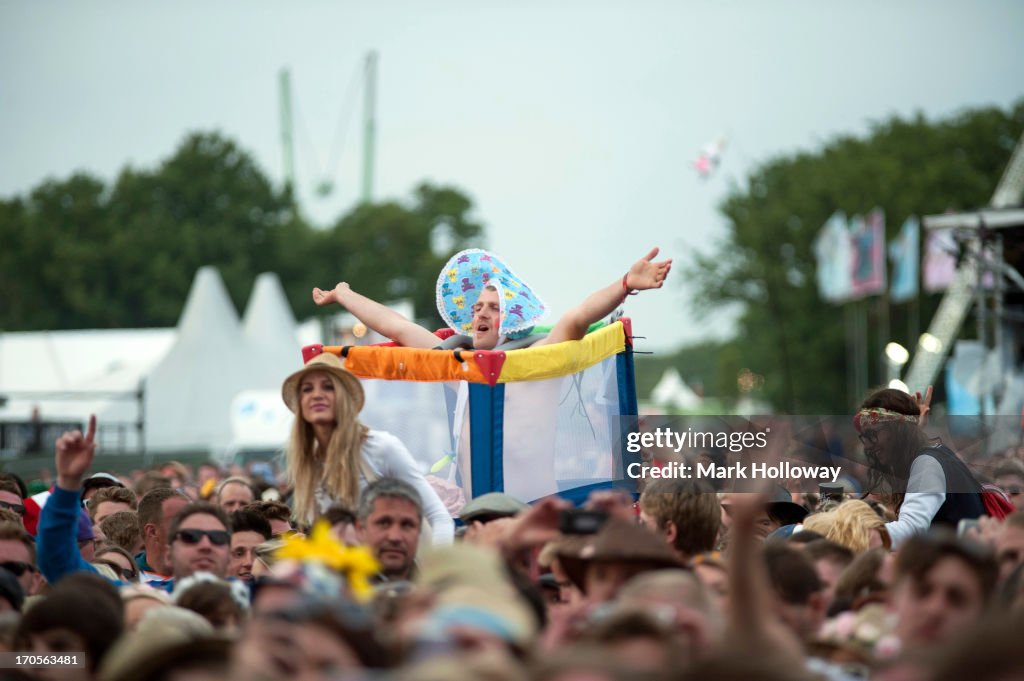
[854,388,989,547]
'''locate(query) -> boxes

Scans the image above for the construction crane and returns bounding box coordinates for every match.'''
[904,130,1024,395]
[278,51,378,204]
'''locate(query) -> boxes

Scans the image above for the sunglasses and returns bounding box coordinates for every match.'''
[0,561,36,577]
[174,529,230,546]
[1006,486,1023,495]
[0,501,25,516]
[95,559,138,581]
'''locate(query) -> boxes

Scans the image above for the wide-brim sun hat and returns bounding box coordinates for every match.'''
[281,351,365,414]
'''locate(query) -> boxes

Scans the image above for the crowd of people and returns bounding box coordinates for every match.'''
[0,419,1021,681]
[0,248,1022,680]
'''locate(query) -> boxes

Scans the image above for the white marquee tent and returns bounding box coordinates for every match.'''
[0,268,311,456]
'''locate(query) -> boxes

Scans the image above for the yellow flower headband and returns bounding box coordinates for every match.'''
[275,521,380,601]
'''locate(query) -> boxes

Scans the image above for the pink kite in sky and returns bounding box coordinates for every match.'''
[692,135,728,179]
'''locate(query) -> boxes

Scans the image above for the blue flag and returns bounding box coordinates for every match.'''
[813,211,853,303]
[888,216,919,303]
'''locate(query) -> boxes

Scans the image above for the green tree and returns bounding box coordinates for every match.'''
[0,130,487,332]
[104,132,297,326]
[0,173,112,329]
[690,100,1024,413]
[310,183,486,328]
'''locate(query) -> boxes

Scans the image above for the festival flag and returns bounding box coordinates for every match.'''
[812,211,853,303]
[849,209,886,299]
[923,227,958,293]
[888,216,919,303]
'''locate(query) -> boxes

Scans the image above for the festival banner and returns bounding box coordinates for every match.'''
[849,209,886,299]
[923,227,958,293]
[888,216,919,303]
[812,211,853,304]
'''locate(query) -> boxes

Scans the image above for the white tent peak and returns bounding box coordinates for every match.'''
[650,368,702,410]
[243,272,297,341]
[176,266,242,344]
[144,266,248,451]
[242,271,304,385]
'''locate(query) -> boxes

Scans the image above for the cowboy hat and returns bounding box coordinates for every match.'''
[765,485,810,526]
[281,352,365,414]
[556,518,682,593]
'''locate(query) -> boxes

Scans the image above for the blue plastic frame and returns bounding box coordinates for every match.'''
[466,341,638,506]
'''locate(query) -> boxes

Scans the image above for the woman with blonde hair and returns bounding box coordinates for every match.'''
[801,500,891,554]
[281,351,453,542]
[827,500,891,553]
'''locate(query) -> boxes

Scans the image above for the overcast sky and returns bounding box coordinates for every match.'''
[2,1,1023,351]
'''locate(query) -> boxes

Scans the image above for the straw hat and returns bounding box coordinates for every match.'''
[281,351,365,413]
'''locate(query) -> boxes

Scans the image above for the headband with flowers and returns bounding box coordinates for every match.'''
[275,521,379,601]
[853,408,919,433]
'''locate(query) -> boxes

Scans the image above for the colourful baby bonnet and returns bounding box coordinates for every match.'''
[435,249,547,338]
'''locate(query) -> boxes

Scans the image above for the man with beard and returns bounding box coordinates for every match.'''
[357,478,422,582]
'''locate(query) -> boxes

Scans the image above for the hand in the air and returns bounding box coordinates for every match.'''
[625,247,673,291]
[914,385,933,429]
[55,415,97,490]
[311,282,350,307]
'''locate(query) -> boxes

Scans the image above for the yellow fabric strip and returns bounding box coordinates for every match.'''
[497,321,626,383]
[324,321,626,383]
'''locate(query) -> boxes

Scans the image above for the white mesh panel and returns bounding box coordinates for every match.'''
[501,355,621,501]
[357,378,454,473]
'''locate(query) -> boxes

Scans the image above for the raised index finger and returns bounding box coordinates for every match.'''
[85,414,97,444]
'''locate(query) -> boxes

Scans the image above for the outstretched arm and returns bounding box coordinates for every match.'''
[312,282,441,349]
[538,247,672,346]
[37,416,101,584]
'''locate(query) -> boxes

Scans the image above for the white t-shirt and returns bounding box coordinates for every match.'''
[884,455,946,548]
[314,430,454,545]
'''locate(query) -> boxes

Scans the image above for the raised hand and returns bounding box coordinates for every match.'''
[625,247,672,291]
[914,385,933,429]
[311,282,350,307]
[584,489,636,522]
[503,496,572,552]
[55,415,97,490]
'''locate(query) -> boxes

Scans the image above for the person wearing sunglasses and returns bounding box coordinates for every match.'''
[166,502,232,582]
[0,521,42,597]
[93,543,140,583]
[37,416,232,591]
[854,387,985,549]
[0,477,26,518]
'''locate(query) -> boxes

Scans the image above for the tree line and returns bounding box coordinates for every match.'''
[688,99,1024,413]
[5,102,1024,414]
[0,132,484,332]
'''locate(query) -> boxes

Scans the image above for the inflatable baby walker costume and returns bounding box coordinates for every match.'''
[303,248,644,504]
